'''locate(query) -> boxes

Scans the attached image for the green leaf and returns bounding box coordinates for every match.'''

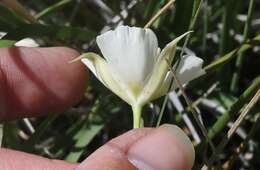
[0,40,16,47]
[65,100,105,162]
[2,122,22,150]
[65,123,104,162]
[204,35,260,73]
[36,0,73,19]
[208,77,260,139]
[23,113,61,150]
[230,0,256,93]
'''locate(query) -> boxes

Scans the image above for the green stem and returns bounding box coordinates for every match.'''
[35,0,73,19]
[208,77,260,139]
[219,0,232,56]
[132,105,143,129]
[180,0,203,56]
[230,0,255,93]
[203,35,260,74]
[202,0,208,53]
[156,95,169,127]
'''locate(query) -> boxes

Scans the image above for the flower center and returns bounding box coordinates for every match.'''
[128,81,142,98]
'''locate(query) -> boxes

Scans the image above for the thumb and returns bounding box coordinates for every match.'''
[76,124,195,170]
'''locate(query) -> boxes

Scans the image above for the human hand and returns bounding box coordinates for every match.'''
[0,47,195,170]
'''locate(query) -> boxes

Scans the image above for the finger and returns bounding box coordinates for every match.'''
[77,124,195,170]
[0,148,77,170]
[0,47,88,121]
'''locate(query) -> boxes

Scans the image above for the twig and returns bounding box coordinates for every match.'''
[156,95,169,127]
[202,89,260,169]
[180,0,203,56]
[22,118,35,134]
[226,115,260,168]
[146,0,176,128]
[35,0,73,19]
[2,0,38,23]
[165,58,217,158]
[191,82,219,109]
[200,98,226,114]
[144,0,176,28]
[18,130,29,140]
[227,89,260,138]
[101,0,139,32]
[208,77,260,139]
[169,91,201,144]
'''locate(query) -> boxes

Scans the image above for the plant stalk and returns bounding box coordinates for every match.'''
[132,105,143,129]
[230,0,255,93]
[208,77,260,139]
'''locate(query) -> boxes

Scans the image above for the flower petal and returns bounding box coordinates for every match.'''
[0,32,7,39]
[96,26,159,92]
[175,55,205,84]
[138,32,191,104]
[151,55,205,100]
[15,38,39,47]
[81,52,133,104]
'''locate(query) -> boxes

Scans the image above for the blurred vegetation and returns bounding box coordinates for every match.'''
[0,0,260,169]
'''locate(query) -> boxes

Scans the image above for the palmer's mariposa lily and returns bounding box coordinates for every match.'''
[79,25,205,128]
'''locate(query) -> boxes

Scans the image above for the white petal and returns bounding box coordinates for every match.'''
[81,57,103,84]
[138,32,191,104]
[151,55,205,100]
[176,55,205,85]
[15,38,39,47]
[0,32,7,39]
[96,26,159,92]
[81,53,133,104]
[149,72,172,101]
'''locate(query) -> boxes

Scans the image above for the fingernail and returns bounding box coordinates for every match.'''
[159,124,195,166]
[127,124,195,170]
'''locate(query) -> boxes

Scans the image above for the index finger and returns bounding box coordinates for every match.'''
[0,47,88,121]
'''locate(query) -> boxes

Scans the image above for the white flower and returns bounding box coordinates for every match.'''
[81,26,205,106]
[15,38,39,47]
[0,32,7,39]
[0,32,39,47]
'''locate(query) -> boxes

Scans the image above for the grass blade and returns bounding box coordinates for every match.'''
[36,0,73,19]
[204,35,260,73]
[230,0,255,93]
[24,113,61,149]
[0,40,16,47]
[1,0,37,23]
[203,89,260,168]
[65,122,104,162]
[144,0,176,28]
[208,77,260,139]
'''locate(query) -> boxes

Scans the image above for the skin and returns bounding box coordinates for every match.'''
[0,47,194,170]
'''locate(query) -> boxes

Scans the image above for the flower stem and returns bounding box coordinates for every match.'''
[132,105,143,129]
